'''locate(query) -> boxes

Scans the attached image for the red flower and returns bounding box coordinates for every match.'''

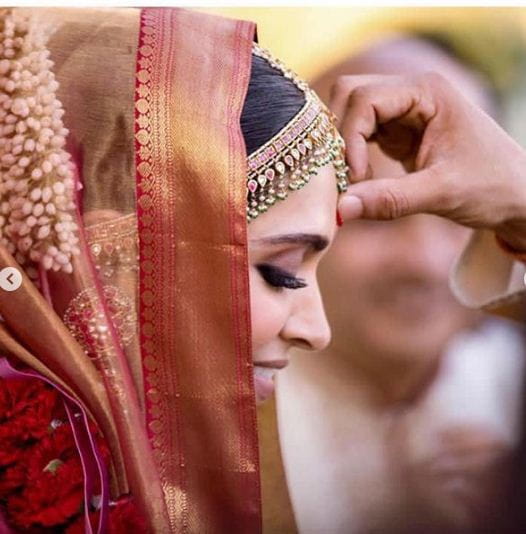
[7,460,84,529]
[0,375,114,532]
[109,498,147,534]
[0,377,65,467]
[4,424,84,529]
[66,496,148,534]
[0,462,26,497]
[0,376,69,503]
[0,437,27,469]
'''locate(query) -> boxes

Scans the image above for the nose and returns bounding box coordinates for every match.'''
[280,280,332,351]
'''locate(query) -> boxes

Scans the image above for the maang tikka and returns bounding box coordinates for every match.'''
[246,44,349,223]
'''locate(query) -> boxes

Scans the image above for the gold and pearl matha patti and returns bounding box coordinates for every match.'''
[246,45,349,222]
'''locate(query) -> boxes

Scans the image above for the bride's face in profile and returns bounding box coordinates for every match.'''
[248,164,338,403]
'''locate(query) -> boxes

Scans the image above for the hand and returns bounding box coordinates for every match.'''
[331,73,526,251]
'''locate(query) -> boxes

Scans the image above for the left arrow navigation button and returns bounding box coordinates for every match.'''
[0,267,22,292]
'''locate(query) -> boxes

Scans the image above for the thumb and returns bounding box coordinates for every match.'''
[338,169,444,221]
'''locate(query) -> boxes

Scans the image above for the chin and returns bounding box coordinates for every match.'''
[253,372,276,405]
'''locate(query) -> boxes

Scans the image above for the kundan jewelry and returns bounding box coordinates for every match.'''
[246,44,349,222]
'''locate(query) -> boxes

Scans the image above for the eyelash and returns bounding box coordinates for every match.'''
[256,263,307,290]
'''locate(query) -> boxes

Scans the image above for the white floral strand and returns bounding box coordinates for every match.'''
[0,9,79,278]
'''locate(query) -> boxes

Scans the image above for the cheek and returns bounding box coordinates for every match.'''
[249,274,289,352]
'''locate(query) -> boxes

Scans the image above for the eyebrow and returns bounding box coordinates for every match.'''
[251,233,329,252]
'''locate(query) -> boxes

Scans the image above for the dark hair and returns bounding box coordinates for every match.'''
[240,52,305,155]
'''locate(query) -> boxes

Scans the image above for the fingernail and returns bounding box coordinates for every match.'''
[339,195,363,220]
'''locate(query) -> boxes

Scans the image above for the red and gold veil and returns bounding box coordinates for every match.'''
[0,7,260,532]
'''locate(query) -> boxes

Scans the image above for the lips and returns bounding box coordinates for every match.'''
[253,360,289,404]
[253,359,289,370]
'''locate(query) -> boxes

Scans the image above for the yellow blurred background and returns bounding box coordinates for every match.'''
[202,7,526,86]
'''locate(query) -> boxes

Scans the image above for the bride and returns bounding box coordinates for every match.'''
[0,7,348,533]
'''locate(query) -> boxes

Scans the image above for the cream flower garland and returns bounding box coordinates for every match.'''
[0,9,79,278]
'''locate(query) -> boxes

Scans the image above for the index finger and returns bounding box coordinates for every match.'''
[330,75,436,181]
[329,74,397,126]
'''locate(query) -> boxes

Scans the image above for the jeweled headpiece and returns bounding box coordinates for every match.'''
[246,45,349,222]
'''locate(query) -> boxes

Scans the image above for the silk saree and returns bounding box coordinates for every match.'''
[0,7,262,533]
[2,7,520,534]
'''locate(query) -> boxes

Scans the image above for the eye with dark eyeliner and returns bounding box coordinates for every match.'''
[256,263,307,290]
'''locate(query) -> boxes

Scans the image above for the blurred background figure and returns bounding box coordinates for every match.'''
[274,35,526,533]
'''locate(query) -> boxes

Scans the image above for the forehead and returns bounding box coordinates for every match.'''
[247,165,338,241]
